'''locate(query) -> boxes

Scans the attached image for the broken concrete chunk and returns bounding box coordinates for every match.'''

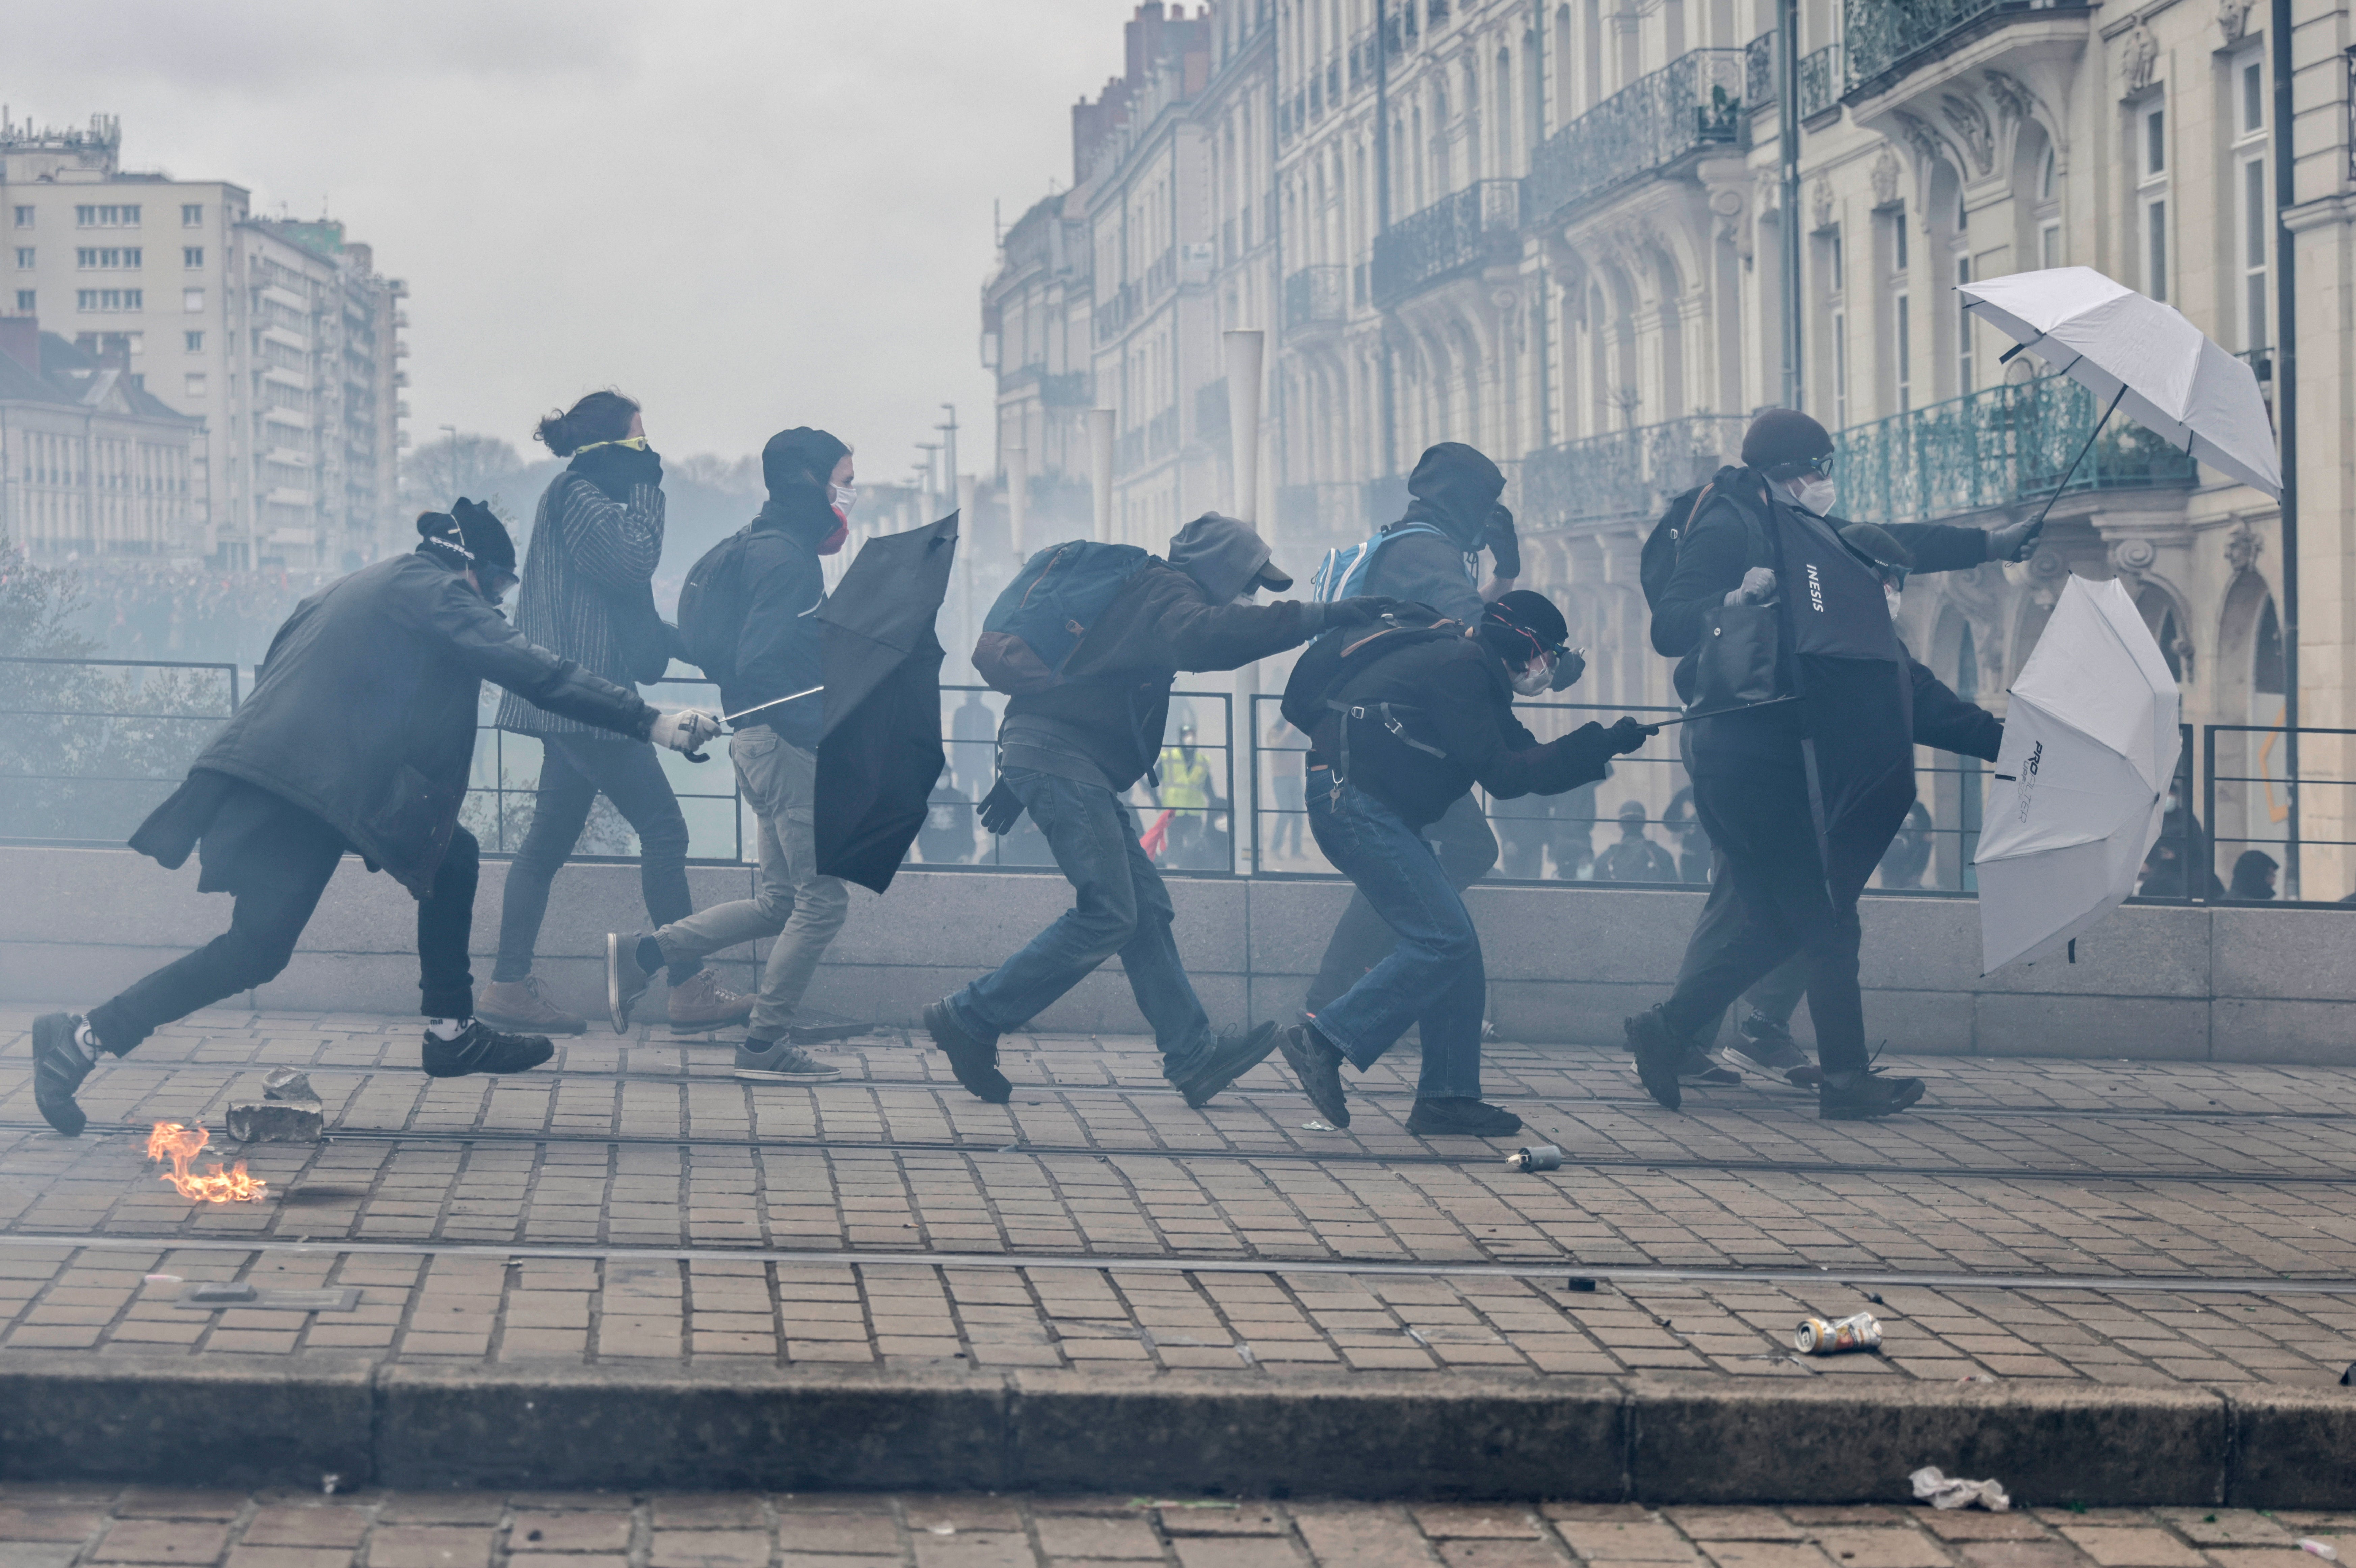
[227,1098,324,1143]
[261,1068,316,1103]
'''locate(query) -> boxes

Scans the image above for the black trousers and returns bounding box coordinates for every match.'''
[492,733,693,984]
[1660,774,1868,1077]
[90,814,480,1056]
[1676,851,1812,1039]
[1305,790,1498,1015]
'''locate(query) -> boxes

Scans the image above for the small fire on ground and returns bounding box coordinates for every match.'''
[145,1122,266,1203]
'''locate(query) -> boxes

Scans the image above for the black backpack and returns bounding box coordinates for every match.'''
[1279,618,1459,736]
[677,525,759,683]
[1640,465,1763,611]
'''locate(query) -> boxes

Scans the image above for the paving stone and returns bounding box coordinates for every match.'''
[90,1522,233,1564]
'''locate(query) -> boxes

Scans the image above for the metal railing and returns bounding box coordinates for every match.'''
[1797,44,1842,119]
[1835,370,2199,527]
[1370,179,1525,307]
[1527,48,1748,224]
[1519,415,1746,529]
[2203,726,2356,908]
[1844,0,2090,99]
[0,655,241,846]
[1283,264,1347,327]
[1743,30,1778,108]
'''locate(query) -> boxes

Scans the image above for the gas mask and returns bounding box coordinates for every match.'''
[1792,475,1838,515]
[1510,657,1555,697]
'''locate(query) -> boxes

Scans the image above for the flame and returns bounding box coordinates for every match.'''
[144,1122,267,1203]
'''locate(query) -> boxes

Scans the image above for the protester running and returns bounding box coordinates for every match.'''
[1275,591,1654,1136]
[606,427,861,1082]
[478,389,750,1038]
[928,512,1397,1108]
[31,503,722,1136]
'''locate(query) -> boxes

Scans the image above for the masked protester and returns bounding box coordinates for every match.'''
[926,512,1398,1109]
[31,504,722,1137]
[606,427,857,1083]
[1276,591,1654,1137]
[1304,442,1552,1020]
[1629,408,1931,1119]
[479,391,748,1038]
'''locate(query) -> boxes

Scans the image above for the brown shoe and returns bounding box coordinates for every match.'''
[665,969,755,1033]
[475,977,587,1036]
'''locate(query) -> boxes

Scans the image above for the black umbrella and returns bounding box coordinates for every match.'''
[811,512,959,893]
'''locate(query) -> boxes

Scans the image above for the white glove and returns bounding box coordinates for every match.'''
[650,708,721,754]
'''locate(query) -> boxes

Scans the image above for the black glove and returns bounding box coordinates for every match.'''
[1548,648,1587,692]
[1604,716,1659,756]
[1485,504,1521,579]
[1306,596,1401,633]
[1986,515,2044,563]
[978,776,1024,836]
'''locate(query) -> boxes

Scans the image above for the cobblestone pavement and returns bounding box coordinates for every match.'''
[4,1006,2356,1387]
[1,1485,2351,1568]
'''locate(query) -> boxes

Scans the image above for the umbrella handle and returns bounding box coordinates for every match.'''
[2022,381,2127,536]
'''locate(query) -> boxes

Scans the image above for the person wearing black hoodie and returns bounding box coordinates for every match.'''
[606,428,857,1084]
[30,503,723,1137]
[481,390,750,1039]
[925,513,1396,1110]
[1304,442,1537,1017]
[1275,591,1653,1137]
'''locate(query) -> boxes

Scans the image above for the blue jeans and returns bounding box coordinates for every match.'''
[948,769,1213,1078]
[1305,765,1484,1100]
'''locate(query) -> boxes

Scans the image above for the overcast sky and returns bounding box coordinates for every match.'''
[7,0,1127,486]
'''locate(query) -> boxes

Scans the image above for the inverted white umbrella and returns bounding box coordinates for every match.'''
[1976,575,2183,973]
[1959,266,2282,509]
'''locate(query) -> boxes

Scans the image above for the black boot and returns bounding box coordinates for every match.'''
[33,1012,95,1137]
[1276,1021,1351,1128]
[422,1020,554,1078]
[1818,1070,1925,1120]
[1172,1021,1280,1110]
[1622,1006,1686,1112]
[1405,1097,1523,1137]
[923,1000,1011,1104]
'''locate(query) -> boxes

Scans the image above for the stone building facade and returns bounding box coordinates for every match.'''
[984,0,2355,896]
[0,318,202,557]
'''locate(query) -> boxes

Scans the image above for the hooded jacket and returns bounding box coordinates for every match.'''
[720,481,837,748]
[1359,442,1506,623]
[1308,631,1618,828]
[1001,515,1321,791]
[132,550,656,897]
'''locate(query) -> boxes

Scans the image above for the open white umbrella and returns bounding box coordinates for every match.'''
[1959,266,2282,505]
[1975,575,2182,972]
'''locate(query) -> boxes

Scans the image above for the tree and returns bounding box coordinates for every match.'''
[402,432,533,520]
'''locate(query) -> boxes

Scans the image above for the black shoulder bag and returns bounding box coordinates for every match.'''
[1688,484,1793,716]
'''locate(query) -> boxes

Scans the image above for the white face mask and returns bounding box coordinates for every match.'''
[830,483,858,516]
[1792,476,1837,515]
[1510,658,1554,696]
[1883,584,1902,618]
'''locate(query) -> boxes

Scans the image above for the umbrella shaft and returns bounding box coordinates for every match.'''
[2026,382,2128,534]
[719,685,824,725]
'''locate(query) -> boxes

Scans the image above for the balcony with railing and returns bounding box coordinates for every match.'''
[1798,44,1842,119]
[1038,371,1092,408]
[1283,264,1346,328]
[1743,31,1778,107]
[1844,0,2090,99]
[1369,179,1524,308]
[1834,371,2198,527]
[1527,49,1749,225]
[1519,415,1748,529]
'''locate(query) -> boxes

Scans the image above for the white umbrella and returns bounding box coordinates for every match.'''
[1959,265,2282,501]
[1976,575,2183,972]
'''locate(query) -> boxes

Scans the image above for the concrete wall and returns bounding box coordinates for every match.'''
[0,845,2350,1065]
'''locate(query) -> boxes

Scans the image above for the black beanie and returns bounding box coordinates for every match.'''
[1740,408,1834,473]
[761,427,850,496]
[415,497,516,574]
[1479,589,1569,665]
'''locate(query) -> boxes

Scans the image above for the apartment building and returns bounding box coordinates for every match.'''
[0,113,405,569]
[987,0,2355,890]
[0,316,202,556]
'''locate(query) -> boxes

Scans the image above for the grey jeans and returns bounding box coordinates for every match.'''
[651,728,849,1040]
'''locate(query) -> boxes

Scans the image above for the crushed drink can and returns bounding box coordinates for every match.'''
[1795,1310,1882,1355]
[1505,1144,1564,1172]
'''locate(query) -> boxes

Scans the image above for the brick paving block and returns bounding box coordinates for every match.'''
[1437,1545,1567,1568]
[366,1527,496,1568]
[767,1514,898,1555]
[1169,1541,1305,1568]
[1413,1507,1540,1540]
[1552,1522,1703,1562]
[1159,1505,1291,1538]
[2055,1530,2206,1568]
[239,1510,368,1548]
[375,1497,504,1525]
[223,1548,358,1568]
[0,1510,106,1543]
[649,1530,772,1568]
[2154,1514,2294,1547]
[0,1546,80,1568]
[1030,1513,1165,1558]
[1918,1515,2052,1542]
[1702,1545,1838,1568]
[1782,1513,1905,1529]
[1285,1505,1429,1568]
[91,1521,234,1564]
[2201,1553,2320,1568]
[1957,1545,2094,1568]
[910,1532,1033,1566]
[1666,1512,1808,1542]
[1809,1531,1951,1568]
[510,1515,633,1553]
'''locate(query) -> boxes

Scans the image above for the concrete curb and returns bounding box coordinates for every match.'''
[6,1357,2354,1502]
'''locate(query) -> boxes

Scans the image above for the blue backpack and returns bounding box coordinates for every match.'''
[973,540,1152,695]
[1308,520,1473,603]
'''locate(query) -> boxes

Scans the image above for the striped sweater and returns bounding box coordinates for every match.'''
[495,469,666,737]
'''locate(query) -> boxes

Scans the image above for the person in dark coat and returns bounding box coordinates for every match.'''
[1304,442,1532,1016]
[2229,849,2280,901]
[1593,801,1679,882]
[481,389,749,1039]
[31,503,722,1136]
[1275,592,1654,1137]
[1626,408,1933,1120]
[606,427,858,1083]
[926,513,1395,1110]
